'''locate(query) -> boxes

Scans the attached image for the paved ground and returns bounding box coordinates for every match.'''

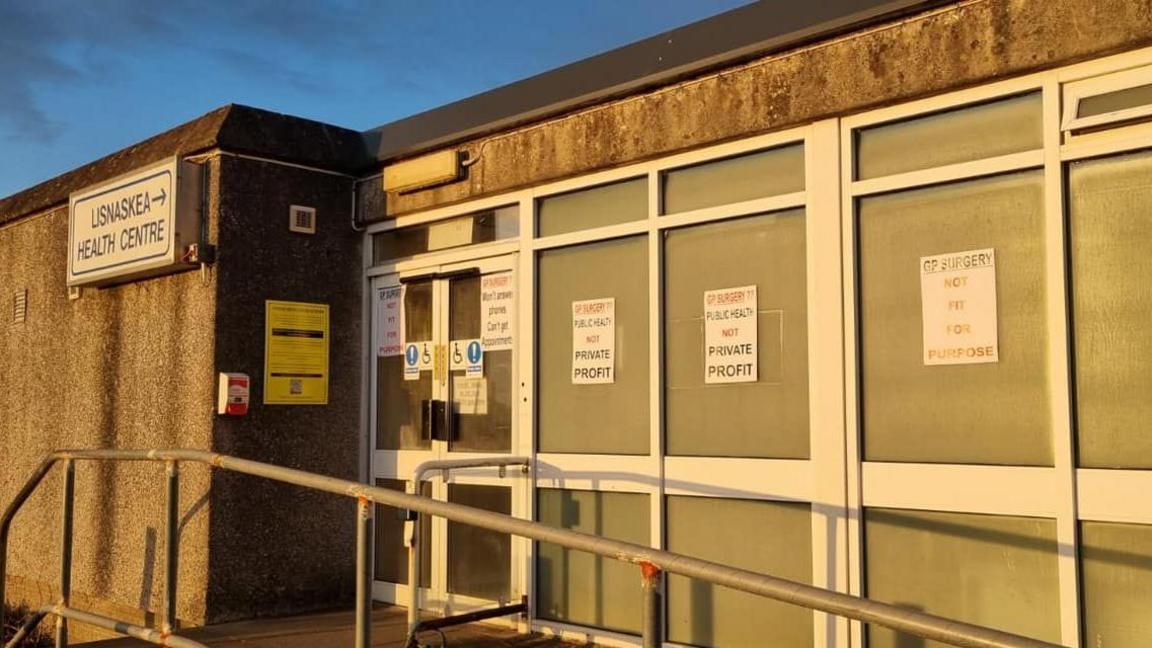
[85,605,587,648]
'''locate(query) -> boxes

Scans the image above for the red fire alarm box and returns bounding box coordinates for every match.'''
[217,373,250,416]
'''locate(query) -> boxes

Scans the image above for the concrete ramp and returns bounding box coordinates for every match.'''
[85,605,586,648]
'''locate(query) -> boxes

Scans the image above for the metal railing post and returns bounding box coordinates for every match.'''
[162,461,180,635]
[354,496,373,648]
[56,459,75,648]
[640,562,662,648]
[406,482,420,637]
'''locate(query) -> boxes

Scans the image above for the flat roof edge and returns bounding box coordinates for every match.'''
[0,105,368,227]
[364,0,946,163]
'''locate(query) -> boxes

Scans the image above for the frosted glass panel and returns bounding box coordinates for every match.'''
[1070,150,1152,468]
[537,177,647,237]
[447,484,511,600]
[664,211,809,458]
[1081,521,1152,647]
[865,509,1061,648]
[537,490,649,634]
[667,496,813,647]
[538,237,649,454]
[662,144,804,214]
[856,93,1042,180]
[859,172,1050,465]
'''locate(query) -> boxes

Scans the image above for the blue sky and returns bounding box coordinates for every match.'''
[0,1,749,199]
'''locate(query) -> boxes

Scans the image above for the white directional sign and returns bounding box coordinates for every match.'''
[68,158,200,287]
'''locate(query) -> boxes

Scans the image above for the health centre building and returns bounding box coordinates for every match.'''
[4,0,1152,646]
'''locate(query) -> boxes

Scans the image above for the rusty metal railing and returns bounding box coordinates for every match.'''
[2,449,1063,648]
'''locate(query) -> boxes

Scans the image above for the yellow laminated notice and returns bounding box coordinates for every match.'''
[264,300,330,405]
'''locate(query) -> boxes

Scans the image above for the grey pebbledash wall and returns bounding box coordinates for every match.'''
[206,155,362,622]
[0,108,366,641]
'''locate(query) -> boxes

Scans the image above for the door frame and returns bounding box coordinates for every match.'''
[368,250,525,617]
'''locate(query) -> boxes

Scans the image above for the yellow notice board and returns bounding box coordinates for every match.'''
[264,300,330,405]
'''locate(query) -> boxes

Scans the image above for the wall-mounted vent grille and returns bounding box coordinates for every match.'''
[13,289,27,324]
[289,205,317,234]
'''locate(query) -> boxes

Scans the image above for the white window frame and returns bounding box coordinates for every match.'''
[841,45,1152,648]
[367,253,527,618]
[366,122,848,647]
[1062,63,1152,133]
[1058,50,1152,532]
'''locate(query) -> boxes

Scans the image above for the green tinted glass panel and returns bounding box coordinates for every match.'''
[1081,521,1152,647]
[536,489,650,634]
[865,508,1061,648]
[667,496,813,647]
[1078,83,1152,118]
[662,144,804,214]
[447,484,511,600]
[1070,150,1152,468]
[859,172,1050,465]
[664,211,809,458]
[373,479,430,587]
[536,177,647,237]
[856,93,1042,180]
[538,237,649,454]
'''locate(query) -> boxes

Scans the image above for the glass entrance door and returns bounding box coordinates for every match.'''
[370,254,520,617]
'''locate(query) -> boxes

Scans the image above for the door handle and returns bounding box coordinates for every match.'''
[420,399,450,442]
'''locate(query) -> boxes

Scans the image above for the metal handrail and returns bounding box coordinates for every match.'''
[1,449,1063,648]
[6,605,208,648]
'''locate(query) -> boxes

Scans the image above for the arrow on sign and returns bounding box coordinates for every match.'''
[152,188,167,206]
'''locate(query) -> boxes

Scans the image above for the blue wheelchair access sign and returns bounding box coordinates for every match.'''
[404,342,432,381]
[451,338,484,377]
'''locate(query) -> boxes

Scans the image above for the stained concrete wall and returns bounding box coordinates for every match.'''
[0,201,219,640]
[378,0,1152,218]
[206,155,362,622]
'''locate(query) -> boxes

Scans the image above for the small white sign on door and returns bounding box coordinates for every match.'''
[572,298,615,384]
[481,272,515,351]
[450,338,484,377]
[704,286,759,384]
[454,377,489,416]
[920,248,999,365]
[376,286,403,357]
[403,341,434,380]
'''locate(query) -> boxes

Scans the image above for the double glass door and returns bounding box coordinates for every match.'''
[370,255,520,615]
